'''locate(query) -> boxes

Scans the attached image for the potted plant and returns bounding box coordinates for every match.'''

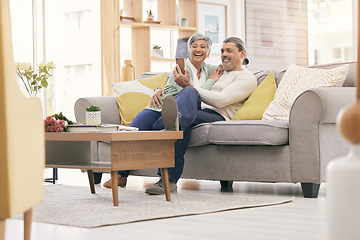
[181,18,188,27]
[152,45,163,58]
[16,62,56,97]
[86,105,101,125]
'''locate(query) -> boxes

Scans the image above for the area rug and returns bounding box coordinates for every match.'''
[16,185,293,228]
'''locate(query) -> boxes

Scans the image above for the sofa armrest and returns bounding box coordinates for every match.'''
[74,96,120,124]
[289,87,356,183]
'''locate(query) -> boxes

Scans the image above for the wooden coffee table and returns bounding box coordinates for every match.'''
[45,131,183,206]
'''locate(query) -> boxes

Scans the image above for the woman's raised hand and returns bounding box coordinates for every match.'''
[150,88,165,108]
[173,65,192,88]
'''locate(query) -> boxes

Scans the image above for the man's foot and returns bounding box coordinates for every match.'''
[162,96,179,131]
[145,178,177,195]
[103,175,127,188]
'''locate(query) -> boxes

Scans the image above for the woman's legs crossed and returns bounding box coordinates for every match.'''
[130,109,161,130]
[152,86,201,131]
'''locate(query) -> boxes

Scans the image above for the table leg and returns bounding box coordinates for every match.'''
[161,168,171,201]
[87,170,96,194]
[111,171,119,206]
[0,218,6,240]
[24,208,33,240]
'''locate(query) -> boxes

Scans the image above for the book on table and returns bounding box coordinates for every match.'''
[66,124,139,132]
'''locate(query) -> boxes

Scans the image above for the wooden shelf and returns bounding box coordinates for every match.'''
[122,0,197,78]
[101,0,198,91]
[46,162,112,171]
[151,57,176,62]
[119,21,197,31]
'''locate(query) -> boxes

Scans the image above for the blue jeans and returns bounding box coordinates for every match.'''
[119,86,225,183]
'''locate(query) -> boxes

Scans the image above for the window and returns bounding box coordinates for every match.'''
[308,0,354,65]
[45,0,101,121]
[10,0,101,121]
[314,49,320,65]
[9,0,35,95]
[244,0,308,72]
[333,47,341,60]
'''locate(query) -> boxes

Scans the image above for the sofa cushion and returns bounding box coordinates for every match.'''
[112,73,167,125]
[232,72,276,120]
[308,61,356,87]
[254,70,273,85]
[188,123,212,147]
[208,120,289,145]
[263,64,349,120]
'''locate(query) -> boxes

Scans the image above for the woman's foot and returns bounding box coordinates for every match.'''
[161,96,179,131]
[103,175,127,188]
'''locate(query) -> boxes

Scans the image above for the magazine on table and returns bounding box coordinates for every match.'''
[66,124,139,132]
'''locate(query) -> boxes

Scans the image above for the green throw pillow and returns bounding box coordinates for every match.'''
[232,72,276,120]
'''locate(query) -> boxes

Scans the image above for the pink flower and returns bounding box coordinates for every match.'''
[45,116,56,127]
[50,125,57,132]
[44,115,68,132]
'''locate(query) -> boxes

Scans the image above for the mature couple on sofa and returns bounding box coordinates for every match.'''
[102,33,258,194]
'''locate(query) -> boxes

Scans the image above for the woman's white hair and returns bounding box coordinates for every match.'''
[187,33,212,54]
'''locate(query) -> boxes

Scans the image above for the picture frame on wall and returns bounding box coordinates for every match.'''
[198,2,227,55]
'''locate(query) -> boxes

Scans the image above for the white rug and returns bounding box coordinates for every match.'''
[17,185,293,228]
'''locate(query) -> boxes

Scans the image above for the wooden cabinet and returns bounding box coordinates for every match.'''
[101,0,198,96]
[121,0,198,77]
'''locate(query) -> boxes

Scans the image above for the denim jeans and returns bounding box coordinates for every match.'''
[119,86,225,183]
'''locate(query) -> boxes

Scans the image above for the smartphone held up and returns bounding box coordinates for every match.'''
[176,57,185,75]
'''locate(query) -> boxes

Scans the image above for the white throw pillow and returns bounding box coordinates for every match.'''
[262,64,349,120]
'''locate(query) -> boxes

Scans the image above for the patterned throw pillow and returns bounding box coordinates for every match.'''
[262,64,349,120]
[232,72,276,120]
[112,73,167,125]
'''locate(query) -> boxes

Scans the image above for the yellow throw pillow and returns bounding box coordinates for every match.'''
[232,72,276,120]
[262,64,349,120]
[112,73,167,125]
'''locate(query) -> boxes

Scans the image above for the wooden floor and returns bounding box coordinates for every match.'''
[5,169,327,240]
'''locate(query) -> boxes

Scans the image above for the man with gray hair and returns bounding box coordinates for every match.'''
[144,36,257,194]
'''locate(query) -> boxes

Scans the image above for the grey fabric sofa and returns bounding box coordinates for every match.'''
[74,61,356,198]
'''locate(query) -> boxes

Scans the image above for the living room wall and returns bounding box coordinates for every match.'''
[198,0,245,65]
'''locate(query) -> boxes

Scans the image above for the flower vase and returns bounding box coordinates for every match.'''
[86,111,101,125]
[326,145,360,240]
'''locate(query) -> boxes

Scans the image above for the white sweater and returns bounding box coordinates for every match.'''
[195,69,257,120]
